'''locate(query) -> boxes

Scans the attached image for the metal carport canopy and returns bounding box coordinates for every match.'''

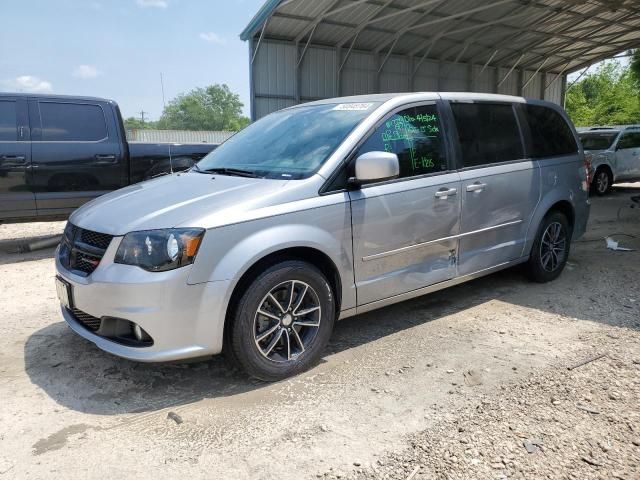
[241,0,640,120]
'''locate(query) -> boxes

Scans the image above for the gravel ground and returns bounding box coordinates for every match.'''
[0,184,638,480]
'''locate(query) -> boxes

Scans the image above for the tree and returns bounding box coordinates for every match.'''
[157,84,250,131]
[123,117,158,130]
[630,49,640,86]
[565,60,640,127]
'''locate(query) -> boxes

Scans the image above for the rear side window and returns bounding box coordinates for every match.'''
[0,101,17,141]
[524,105,577,158]
[39,102,108,141]
[356,104,447,179]
[450,103,523,167]
[617,132,640,149]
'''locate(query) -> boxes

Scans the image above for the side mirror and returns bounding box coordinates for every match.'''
[351,151,399,186]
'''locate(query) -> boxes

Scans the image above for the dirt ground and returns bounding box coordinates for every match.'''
[0,185,639,480]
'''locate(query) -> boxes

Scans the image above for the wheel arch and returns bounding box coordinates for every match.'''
[547,200,575,231]
[222,246,344,352]
[524,195,577,257]
[227,246,343,319]
[591,163,616,192]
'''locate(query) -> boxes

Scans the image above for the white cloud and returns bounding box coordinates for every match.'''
[2,75,53,93]
[136,0,168,8]
[199,32,226,45]
[73,65,101,79]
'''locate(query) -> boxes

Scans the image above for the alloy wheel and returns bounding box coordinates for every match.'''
[539,221,567,272]
[596,171,609,194]
[253,280,321,363]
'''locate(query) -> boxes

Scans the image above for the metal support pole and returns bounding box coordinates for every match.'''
[521,57,549,90]
[251,19,268,65]
[497,53,524,88]
[295,42,301,104]
[474,49,498,84]
[335,46,341,97]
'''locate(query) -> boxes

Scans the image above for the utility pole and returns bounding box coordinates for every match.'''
[139,110,147,124]
[160,72,166,110]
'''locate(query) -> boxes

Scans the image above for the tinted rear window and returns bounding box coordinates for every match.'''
[525,105,577,158]
[0,101,17,141]
[40,102,108,141]
[450,103,523,168]
[579,133,617,150]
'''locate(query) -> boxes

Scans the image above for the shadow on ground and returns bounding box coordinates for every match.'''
[24,260,638,417]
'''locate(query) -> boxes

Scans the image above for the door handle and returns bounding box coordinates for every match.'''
[466,182,487,192]
[435,187,457,198]
[94,154,117,164]
[0,155,26,164]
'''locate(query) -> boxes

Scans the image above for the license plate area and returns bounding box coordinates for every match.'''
[55,276,74,310]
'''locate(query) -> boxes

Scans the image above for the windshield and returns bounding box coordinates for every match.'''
[579,132,618,150]
[194,102,380,179]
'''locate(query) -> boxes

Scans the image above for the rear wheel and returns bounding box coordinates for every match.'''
[591,167,612,196]
[526,211,570,283]
[227,260,335,381]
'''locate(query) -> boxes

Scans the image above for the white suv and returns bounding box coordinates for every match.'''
[579,126,640,195]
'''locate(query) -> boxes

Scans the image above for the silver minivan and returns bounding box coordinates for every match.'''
[55,93,590,380]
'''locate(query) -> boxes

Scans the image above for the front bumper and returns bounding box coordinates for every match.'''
[55,239,230,362]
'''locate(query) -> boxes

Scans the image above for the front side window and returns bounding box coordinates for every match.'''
[579,132,618,151]
[0,101,17,141]
[451,102,523,168]
[355,104,447,179]
[617,132,640,150]
[525,105,577,158]
[195,102,380,180]
[39,102,108,141]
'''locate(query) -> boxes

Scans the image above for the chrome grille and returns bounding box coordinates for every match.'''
[58,223,113,277]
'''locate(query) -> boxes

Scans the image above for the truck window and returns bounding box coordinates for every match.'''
[356,104,447,179]
[39,102,108,141]
[524,105,577,158]
[450,103,523,168]
[0,101,17,141]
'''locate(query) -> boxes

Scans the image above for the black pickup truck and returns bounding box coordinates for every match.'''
[0,93,218,223]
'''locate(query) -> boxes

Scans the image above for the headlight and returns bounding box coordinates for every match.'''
[115,228,205,272]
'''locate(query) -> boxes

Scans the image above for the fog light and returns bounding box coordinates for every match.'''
[133,324,143,341]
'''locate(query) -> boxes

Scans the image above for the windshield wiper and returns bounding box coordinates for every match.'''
[197,167,259,178]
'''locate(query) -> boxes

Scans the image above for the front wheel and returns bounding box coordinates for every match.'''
[226,260,335,381]
[526,212,571,283]
[591,168,612,196]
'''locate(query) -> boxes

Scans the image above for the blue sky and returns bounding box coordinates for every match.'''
[0,0,265,120]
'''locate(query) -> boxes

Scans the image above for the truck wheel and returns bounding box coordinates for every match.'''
[526,211,570,283]
[591,168,612,196]
[227,260,335,381]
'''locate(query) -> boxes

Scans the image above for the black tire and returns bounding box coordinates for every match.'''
[526,211,571,283]
[226,260,335,381]
[591,167,612,196]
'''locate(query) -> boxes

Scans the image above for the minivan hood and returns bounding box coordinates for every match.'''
[70,172,290,235]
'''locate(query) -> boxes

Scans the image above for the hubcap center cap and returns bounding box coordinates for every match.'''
[281,313,293,327]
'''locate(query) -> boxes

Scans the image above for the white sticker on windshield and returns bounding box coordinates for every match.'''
[332,103,374,111]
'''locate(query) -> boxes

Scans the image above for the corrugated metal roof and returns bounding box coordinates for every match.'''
[240,0,640,74]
